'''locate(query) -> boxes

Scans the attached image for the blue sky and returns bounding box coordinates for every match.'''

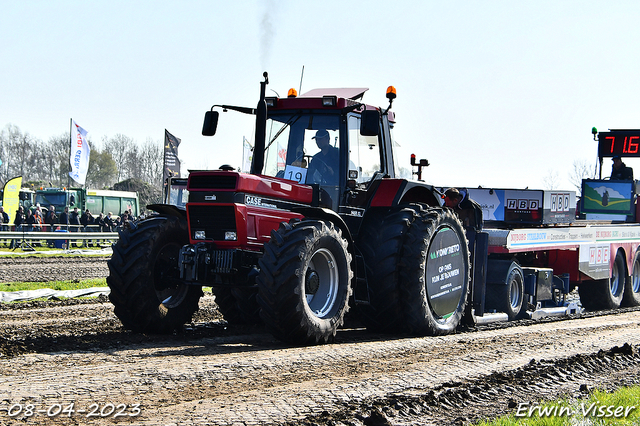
[2,0,640,191]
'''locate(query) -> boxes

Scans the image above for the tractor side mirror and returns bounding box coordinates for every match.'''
[360,109,380,136]
[202,111,219,136]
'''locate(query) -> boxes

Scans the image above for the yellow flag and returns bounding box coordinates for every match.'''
[2,176,22,225]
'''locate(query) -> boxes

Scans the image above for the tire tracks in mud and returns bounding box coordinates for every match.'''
[2,256,640,424]
[0,304,639,425]
[294,344,640,426]
[0,256,110,283]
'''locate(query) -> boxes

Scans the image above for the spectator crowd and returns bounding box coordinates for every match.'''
[4,204,134,232]
[0,203,136,249]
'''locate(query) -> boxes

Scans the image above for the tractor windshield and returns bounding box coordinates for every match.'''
[263,112,341,186]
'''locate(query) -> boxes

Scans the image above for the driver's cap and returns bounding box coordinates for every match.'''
[312,130,330,140]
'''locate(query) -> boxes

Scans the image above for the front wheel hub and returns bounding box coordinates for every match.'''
[305,270,320,295]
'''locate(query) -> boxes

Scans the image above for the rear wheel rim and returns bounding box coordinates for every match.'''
[510,276,522,309]
[305,248,339,318]
[633,257,640,294]
[610,260,621,296]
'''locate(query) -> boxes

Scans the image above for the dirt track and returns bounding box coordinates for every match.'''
[1,256,640,425]
[0,255,110,283]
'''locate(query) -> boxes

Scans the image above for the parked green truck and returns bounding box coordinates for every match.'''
[34,188,139,217]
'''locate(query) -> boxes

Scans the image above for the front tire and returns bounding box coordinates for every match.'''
[400,207,470,335]
[107,216,202,333]
[257,220,353,345]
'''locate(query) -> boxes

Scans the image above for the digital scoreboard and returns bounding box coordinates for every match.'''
[598,130,640,158]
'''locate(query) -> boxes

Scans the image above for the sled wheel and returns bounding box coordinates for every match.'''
[485,261,525,321]
[622,250,640,307]
[579,250,626,310]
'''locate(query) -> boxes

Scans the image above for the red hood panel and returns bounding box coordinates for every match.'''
[189,171,313,204]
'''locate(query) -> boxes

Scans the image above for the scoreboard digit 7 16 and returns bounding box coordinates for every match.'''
[598,130,640,158]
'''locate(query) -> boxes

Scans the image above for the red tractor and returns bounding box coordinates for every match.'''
[107,73,479,345]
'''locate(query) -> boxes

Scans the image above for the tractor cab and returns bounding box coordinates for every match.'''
[202,74,401,216]
[258,87,398,212]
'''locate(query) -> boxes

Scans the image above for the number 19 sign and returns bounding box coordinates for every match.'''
[283,165,307,184]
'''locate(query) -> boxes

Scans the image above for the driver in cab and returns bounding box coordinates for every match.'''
[308,129,339,184]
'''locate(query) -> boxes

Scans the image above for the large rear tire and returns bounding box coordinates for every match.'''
[400,207,470,335]
[579,250,626,310]
[107,216,202,333]
[257,220,352,345]
[356,207,418,332]
[622,251,640,307]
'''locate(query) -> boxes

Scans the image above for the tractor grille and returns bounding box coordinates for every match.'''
[188,205,236,241]
[211,250,234,274]
[189,175,237,190]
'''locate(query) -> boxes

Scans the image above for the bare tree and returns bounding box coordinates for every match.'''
[139,138,163,188]
[569,159,596,195]
[542,169,560,190]
[124,144,140,180]
[0,124,43,183]
[103,134,134,182]
[86,148,118,188]
[102,135,163,188]
[1,123,167,190]
[42,133,71,186]
[0,124,16,183]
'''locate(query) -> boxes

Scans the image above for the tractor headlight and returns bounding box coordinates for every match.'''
[225,231,237,241]
[194,230,206,240]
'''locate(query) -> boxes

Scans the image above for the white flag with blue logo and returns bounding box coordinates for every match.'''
[69,120,90,185]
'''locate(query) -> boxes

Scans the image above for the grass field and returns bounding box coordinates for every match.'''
[0,278,107,293]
